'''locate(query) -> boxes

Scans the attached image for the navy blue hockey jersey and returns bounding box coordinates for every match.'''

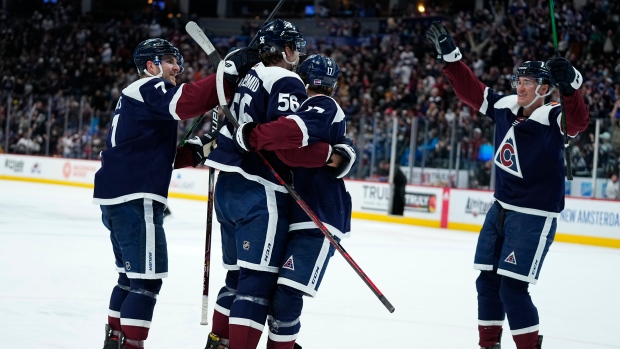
[93,75,222,205]
[205,62,308,190]
[287,95,352,239]
[244,95,352,239]
[444,62,589,214]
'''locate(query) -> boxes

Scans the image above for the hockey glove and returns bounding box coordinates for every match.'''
[546,57,582,96]
[223,47,260,87]
[184,131,218,167]
[425,21,462,64]
[233,122,258,154]
[326,137,358,179]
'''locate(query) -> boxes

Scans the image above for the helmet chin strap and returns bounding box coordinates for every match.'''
[522,84,553,109]
[282,51,299,70]
[143,57,164,78]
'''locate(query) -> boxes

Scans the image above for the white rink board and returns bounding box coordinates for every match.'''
[1,154,619,247]
[0,154,209,196]
[447,189,496,226]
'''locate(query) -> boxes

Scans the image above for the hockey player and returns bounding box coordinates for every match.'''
[93,38,258,349]
[199,20,356,348]
[426,22,589,349]
[234,54,355,349]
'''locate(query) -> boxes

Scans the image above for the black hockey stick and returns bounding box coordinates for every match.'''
[549,0,573,180]
[184,21,221,325]
[214,62,395,314]
[186,0,288,326]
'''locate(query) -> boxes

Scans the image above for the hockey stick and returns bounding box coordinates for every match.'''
[200,108,219,325]
[184,21,221,326]
[548,0,573,180]
[215,61,395,313]
[187,0,287,325]
[179,21,221,147]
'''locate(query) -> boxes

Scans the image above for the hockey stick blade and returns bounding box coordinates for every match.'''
[185,21,220,67]
[179,21,221,147]
[179,22,222,146]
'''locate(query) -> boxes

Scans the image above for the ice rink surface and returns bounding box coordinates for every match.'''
[0,180,619,349]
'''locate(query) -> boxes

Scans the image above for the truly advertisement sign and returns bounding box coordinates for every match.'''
[360,183,390,212]
[405,192,436,213]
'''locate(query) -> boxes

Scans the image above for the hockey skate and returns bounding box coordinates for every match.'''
[102,324,121,349]
[163,206,172,220]
[204,332,227,349]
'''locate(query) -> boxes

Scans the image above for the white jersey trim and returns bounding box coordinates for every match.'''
[285,114,309,146]
[253,63,303,94]
[496,200,560,217]
[125,271,168,279]
[122,77,156,103]
[169,84,184,120]
[494,95,521,116]
[93,192,167,206]
[528,103,557,126]
[203,160,288,193]
[480,87,490,115]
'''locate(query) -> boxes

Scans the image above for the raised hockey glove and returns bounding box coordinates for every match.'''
[326,137,358,179]
[184,131,218,167]
[233,122,258,154]
[546,57,582,96]
[425,21,462,64]
[223,47,260,86]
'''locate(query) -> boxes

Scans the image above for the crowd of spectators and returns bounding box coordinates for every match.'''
[1,0,620,194]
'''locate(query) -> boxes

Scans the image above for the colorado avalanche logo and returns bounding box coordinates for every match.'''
[282,255,295,270]
[494,127,523,178]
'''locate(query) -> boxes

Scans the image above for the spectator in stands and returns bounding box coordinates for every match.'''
[609,100,620,150]
[605,173,619,199]
[1,0,620,193]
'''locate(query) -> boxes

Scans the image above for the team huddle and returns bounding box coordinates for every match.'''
[93,17,588,349]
